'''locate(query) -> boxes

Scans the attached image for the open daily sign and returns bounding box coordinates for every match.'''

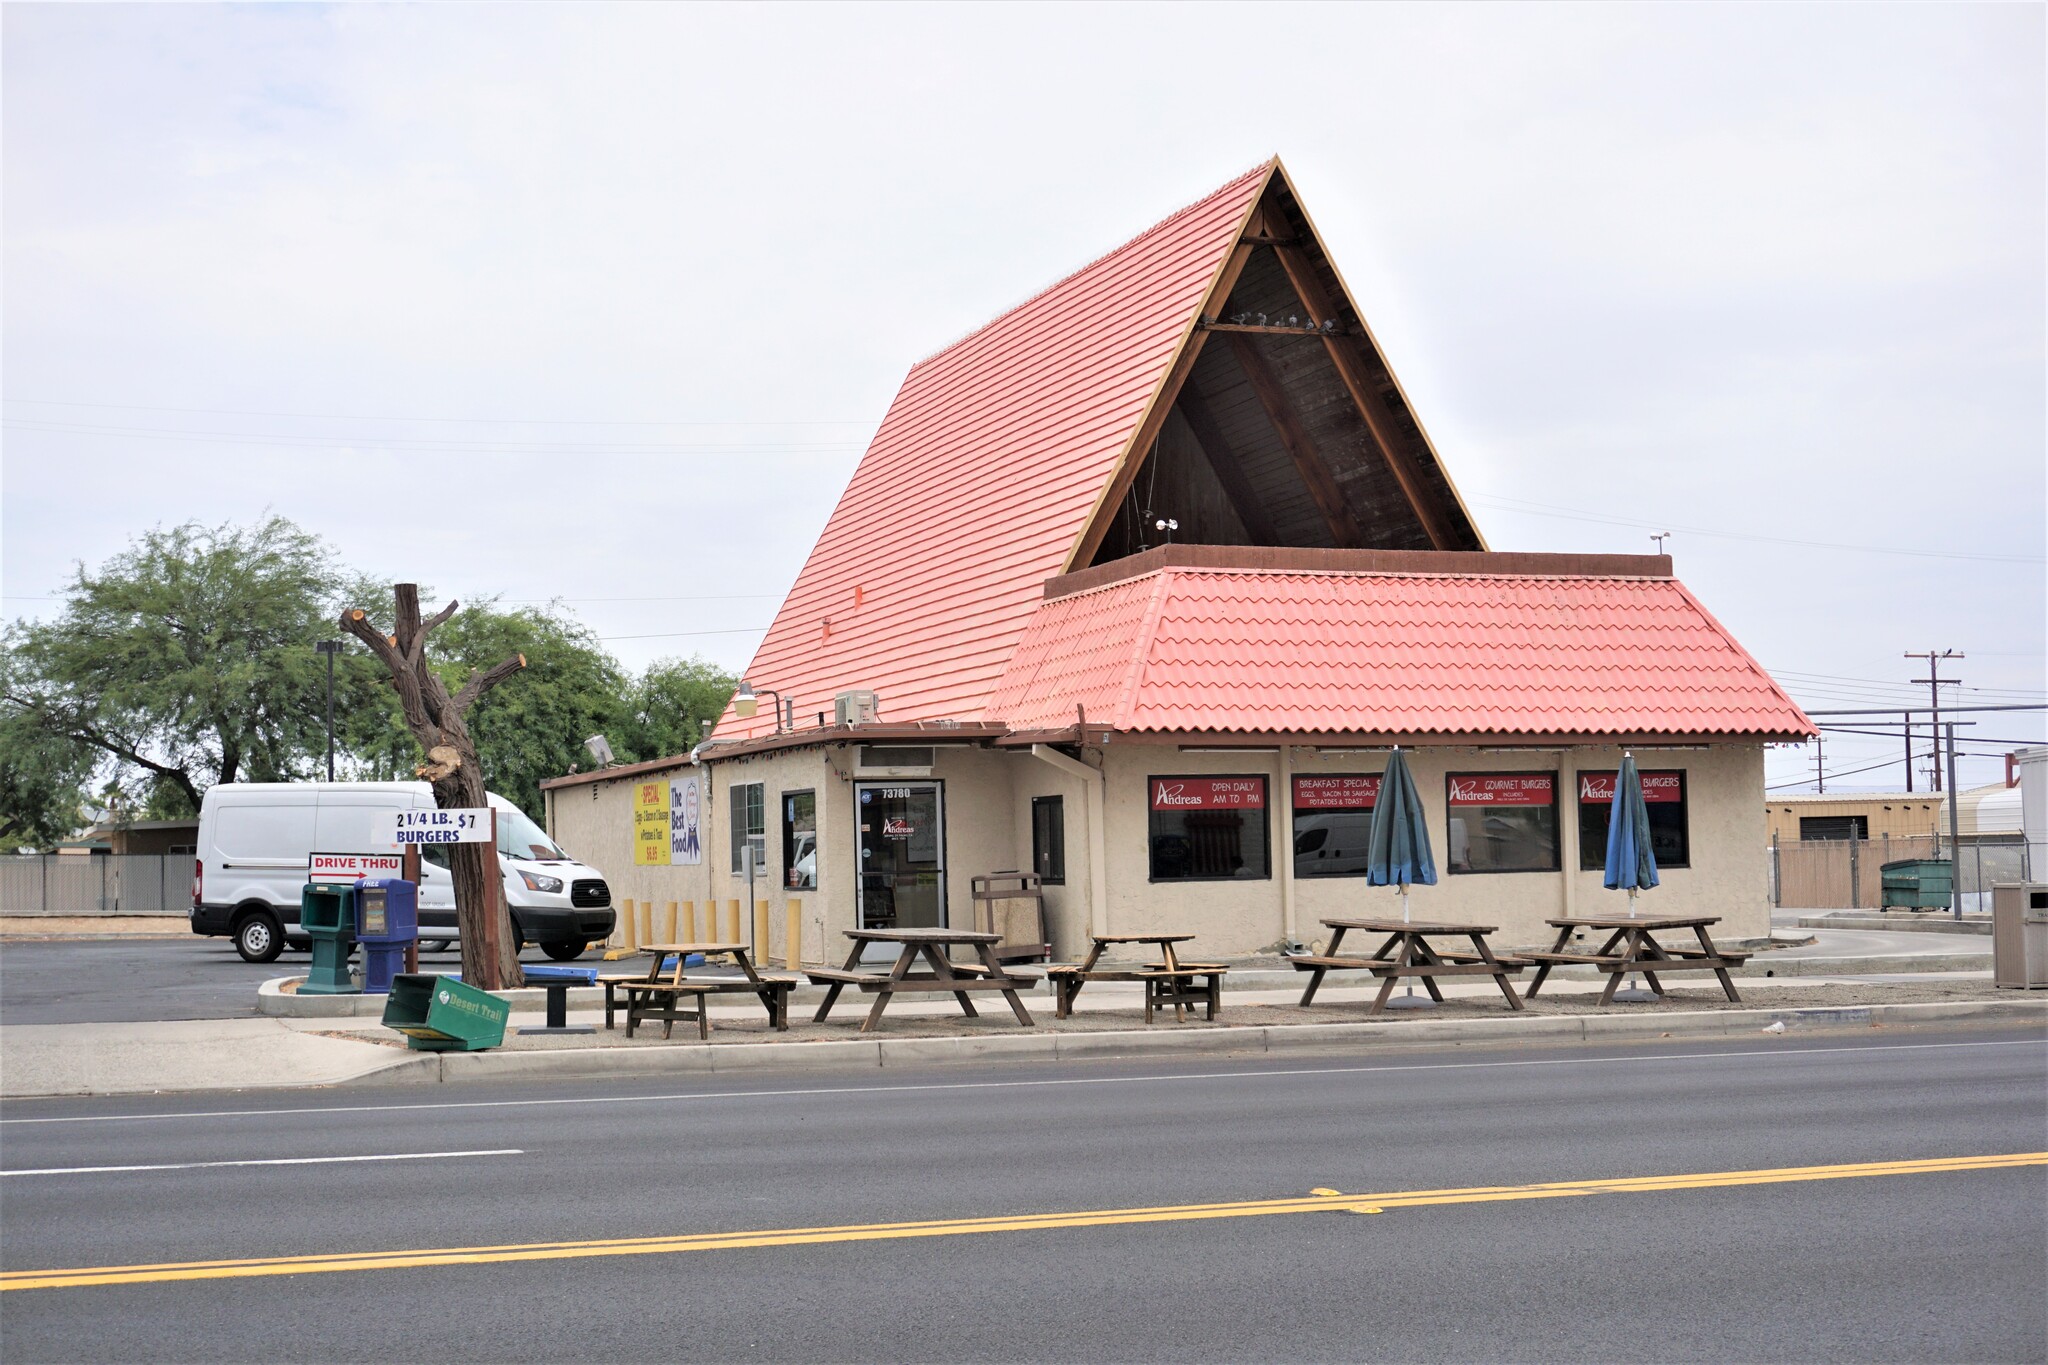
[378,808,493,845]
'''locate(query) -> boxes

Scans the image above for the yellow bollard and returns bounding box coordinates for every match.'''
[680,900,695,942]
[785,900,803,968]
[664,901,678,944]
[753,900,770,959]
[606,897,640,960]
[726,899,740,943]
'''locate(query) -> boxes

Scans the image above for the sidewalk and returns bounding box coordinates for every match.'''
[5,971,2038,1099]
[0,915,189,940]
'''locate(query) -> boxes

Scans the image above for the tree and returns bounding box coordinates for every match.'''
[349,599,630,819]
[342,584,527,990]
[618,657,737,763]
[0,517,374,828]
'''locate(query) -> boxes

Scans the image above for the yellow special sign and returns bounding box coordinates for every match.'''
[633,781,671,866]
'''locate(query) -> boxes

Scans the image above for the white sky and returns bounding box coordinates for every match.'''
[4,2,2042,793]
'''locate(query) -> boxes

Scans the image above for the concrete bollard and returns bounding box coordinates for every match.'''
[754,900,770,960]
[622,898,639,951]
[785,900,803,967]
[664,901,678,944]
[726,899,740,944]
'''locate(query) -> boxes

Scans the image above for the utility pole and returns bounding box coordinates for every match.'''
[1813,729,1825,793]
[1944,721,1963,920]
[1902,710,1913,793]
[1905,650,1962,794]
[315,640,342,782]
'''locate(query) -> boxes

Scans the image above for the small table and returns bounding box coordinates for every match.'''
[1046,934,1228,1022]
[807,929,1039,1033]
[600,943,797,1032]
[1524,916,1749,1005]
[1291,919,1528,1016]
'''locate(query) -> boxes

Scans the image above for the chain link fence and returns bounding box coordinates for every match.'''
[0,855,188,916]
[1769,836,2031,911]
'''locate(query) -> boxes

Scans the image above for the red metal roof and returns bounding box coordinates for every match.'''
[987,566,1816,739]
[713,163,1273,741]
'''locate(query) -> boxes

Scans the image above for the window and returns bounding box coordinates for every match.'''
[782,790,817,890]
[1291,774,1380,879]
[859,746,934,769]
[1031,796,1065,884]
[1800,814,1868,842]
[495,805,566,861]
[729,781,765,877]
[1577,770,1690,870]
[1148,776,1269,881]
[1446,773,1559,874]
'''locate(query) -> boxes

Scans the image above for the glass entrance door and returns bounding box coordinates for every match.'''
[857,782,946,936]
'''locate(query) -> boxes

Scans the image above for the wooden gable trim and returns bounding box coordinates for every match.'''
[1065,163,1277,571]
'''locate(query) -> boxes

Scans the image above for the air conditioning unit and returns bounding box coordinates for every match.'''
[835,690,880,727]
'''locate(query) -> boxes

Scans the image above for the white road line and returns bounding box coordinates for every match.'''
[1,1149,523,1177]
[0,1037,2037,1128]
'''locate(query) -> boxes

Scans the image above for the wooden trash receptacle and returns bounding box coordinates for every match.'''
[970,872,1051,964]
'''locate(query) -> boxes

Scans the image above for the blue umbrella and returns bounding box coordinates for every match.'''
[1366,747,1437,922]
[1603,751,1661,915]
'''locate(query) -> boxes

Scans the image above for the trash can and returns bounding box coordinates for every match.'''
[380,974,510,1051]
[299,884,359,995]
[353,878,418,995]
[1879,858,1954,910]
[1991,883,2048,989]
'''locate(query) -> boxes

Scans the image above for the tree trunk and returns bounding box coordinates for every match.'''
[340,584,526,990]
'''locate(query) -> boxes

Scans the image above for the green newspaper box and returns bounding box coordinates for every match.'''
[380,974,510,1051]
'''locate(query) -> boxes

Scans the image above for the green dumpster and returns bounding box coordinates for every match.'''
[1880,858,1954,910]
[380,974,510,1051]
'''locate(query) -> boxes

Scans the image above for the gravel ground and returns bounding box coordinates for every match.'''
[322,977,2030,1050]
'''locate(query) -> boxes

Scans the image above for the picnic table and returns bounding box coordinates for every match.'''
[1290,918,1529,1016]
[1045,934,1229,1023]
[598,942,797,1037]
[806,928,1040,1033]
[1523,916,1749,1005]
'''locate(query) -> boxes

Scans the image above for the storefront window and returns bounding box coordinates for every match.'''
[1291,774,1380,879]
[782,790,817,890]
[1148,776,1269,881]
[1446,773,1559,874]
[729,781,764,878]
[1577,770,1689,869]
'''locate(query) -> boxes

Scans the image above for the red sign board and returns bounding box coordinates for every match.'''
[1151,777,1266,811]
[1579,771,1683,804]
[1292,775,1381,809]
[1447,774,1555,807]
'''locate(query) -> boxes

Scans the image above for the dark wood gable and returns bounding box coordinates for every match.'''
[1074,163,1485,567]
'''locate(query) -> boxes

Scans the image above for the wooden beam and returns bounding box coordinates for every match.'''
[1069,238,1261,567]
[1266,238,1456,549]
[1172,389,1281,545]
[1240,234,1299,246]
[1225,333,1364,548]
[1198,320,1349,337]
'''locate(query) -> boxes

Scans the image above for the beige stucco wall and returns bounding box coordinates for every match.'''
[549,737,1772,967]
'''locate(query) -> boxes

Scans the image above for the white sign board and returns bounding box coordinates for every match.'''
[307,852,405,882]
[379,808,494,845]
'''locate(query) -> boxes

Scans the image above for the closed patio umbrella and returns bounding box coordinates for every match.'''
[1365,747,1437,922]
[1604,751,1661,1002]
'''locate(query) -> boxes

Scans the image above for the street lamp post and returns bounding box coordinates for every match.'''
[315,640,342,781]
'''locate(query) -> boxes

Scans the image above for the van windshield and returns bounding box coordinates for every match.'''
[495,806,567,861]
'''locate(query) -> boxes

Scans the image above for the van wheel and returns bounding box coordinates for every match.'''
[419,940,452,953]
[540,940,585,962]
[235,912,284,963]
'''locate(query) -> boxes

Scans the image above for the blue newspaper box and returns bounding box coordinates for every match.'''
[353,878,418,995]
[298,884,358,995]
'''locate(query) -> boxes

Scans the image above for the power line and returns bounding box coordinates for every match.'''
[2,397,872,427]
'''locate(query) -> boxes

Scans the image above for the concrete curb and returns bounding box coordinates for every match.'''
[335,998,2046,1090]
[1795,914,1993,936]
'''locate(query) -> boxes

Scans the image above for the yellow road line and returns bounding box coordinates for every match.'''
[5,1152,2040,1292]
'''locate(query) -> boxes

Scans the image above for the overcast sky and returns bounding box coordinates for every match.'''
[5,2,2042,793]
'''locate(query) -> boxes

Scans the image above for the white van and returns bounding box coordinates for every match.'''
[190,782,615,963]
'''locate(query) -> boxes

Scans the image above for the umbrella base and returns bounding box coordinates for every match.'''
[1609,985,1662,1003]
[1383,993,1437,1011]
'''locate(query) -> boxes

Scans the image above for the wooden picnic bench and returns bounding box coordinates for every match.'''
[807,928,1041,1033]
[1523,916,1749,1005]
[598,942,798,1032]
[1291,918,1530,1015]
[1044,934,1229,1022]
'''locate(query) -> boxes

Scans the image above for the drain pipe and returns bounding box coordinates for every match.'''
[1030,744,1109,943]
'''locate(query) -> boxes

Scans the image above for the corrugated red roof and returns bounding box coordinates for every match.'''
[714,163,1273,741]
[987,566,1816,739]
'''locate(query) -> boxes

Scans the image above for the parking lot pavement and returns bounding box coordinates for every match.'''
[0,937,467,1026]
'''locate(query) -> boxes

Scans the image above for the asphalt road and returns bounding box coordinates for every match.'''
[2,1027,2043,1363]
[0,938,463,1025]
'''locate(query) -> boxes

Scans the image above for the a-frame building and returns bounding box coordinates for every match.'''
[545,159,1811,962]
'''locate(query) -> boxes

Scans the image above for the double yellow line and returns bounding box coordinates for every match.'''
[4,1152,2040,1292]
